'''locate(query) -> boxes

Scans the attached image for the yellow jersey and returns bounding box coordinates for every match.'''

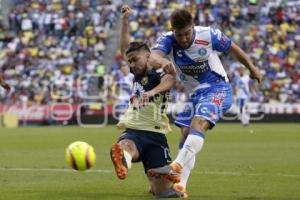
[117,70,171,134]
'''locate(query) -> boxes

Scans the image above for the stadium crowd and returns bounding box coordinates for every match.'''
[0,0,121,104]
[0,0,299,105]
[111,0,300,104]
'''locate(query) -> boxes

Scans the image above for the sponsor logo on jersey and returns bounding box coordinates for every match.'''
[141,77,149,85]
[198,48,207,56]
[212,92,225,106]
[178,60,210,75]
[176,50,183,57]
[133,82,145,97]
[179,74,187,81]
[195,39,209,45]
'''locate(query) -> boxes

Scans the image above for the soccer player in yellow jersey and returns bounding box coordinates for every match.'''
[110,5,185,198]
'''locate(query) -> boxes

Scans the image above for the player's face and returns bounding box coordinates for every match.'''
[172,24,194,49]
[126,51,149,76]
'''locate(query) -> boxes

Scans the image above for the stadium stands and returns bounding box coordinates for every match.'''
[0,0,299,106]
[111,0,300,104]
[0,0,121,104]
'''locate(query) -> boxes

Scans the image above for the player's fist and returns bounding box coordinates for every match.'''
[1,82,11,92]
[161,60,176,75]
[0,77,10,92]
[250,68,263,84]
[121,5,132,18]
[140,90,155,107]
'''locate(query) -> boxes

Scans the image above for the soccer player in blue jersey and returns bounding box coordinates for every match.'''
[110,6,184,198]
[234,66,253,126]
[147,9,262,197]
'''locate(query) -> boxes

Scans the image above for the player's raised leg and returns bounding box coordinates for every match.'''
[173,126,195,197]
[148,118,208,178]
[149,86,233,186]
[110,137,139,180]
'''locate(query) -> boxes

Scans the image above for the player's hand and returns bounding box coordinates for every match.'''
[0,77,10,92]
[250,67,263,84]
[140,90,155,107]
[161,60,176,75]
[1,82,11,92]
[121,5,132,19]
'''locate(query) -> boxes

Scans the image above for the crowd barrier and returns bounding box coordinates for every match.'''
[1,103,300,127]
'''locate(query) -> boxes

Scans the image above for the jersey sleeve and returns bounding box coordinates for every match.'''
[210,27,232,52]
[151,32,174,55]
[155,68,166,78]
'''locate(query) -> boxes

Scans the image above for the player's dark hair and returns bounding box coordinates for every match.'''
[125,42,150,55]
[170,9,193,29]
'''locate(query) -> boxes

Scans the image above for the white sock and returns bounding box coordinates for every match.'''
[242,109,250,125]
[174,129,205,167]
[178,155,195,188]
[123,150,132,169]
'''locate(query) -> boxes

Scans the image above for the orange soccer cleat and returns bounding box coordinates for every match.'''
[110,143,128,180]
[147,162,183,183]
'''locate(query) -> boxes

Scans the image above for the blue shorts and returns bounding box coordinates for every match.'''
[175,82,233,129]
[118,129,172,173]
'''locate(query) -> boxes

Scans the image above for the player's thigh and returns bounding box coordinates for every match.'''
[190,117,211,132]
[118,139,139,160]
[174,101,194,128]
[141,135,171,173]
[117,130,144,161]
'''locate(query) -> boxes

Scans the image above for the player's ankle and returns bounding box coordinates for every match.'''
[173,183,188,198]
[123,150,132,169]
[170,162,183,173]
[173,183,186,192]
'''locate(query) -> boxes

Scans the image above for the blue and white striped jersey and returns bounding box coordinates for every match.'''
[152,26,232,93]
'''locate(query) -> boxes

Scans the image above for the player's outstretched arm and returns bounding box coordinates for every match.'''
[141,73,176,105]
[149,50,176,75]
[151,73,176,95]
[120,5,132,57]
[230,42,263,83]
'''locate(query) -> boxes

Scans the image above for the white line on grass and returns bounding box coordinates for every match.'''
[0,167,299,178]
[0,167,112,173]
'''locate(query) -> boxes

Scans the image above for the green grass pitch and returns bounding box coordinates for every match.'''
[0,123,300,200]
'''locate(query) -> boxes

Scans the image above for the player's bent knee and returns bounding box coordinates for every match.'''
[119,139,135,147]
[118,139,139,160]
[191,117,210,132]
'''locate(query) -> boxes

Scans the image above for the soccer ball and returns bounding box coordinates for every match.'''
[65,141,96,171]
